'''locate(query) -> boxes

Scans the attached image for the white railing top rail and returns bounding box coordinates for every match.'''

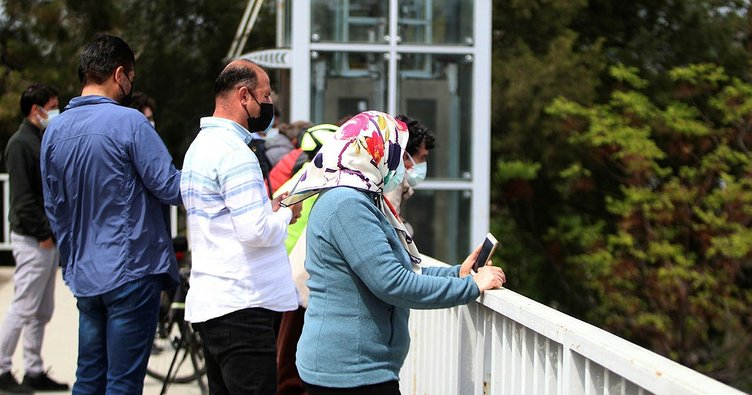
[0,173,10,251]
[414,256,745,395]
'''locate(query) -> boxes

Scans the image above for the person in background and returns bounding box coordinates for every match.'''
[40,33,182,394]
[383,114,435,236]
[268,123,341,194]
[181,58,302,395]
[283,111,506,394]
[129,92,174,241]
[273,123,338,395]
[130,92,157,128]
[0,83,69,393]
[266,120,313,167]
[247,106,279,196]
[265,106,282,139]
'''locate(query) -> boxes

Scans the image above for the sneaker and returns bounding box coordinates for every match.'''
[21,371,68,392]
[0,371,34,394]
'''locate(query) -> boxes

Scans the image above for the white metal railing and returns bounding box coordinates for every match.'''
[0,174,180,251]
[0,173,10,251]
[399,256,746,395]
[1,173,745,394]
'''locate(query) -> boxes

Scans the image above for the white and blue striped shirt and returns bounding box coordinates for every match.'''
[181,117,297,323]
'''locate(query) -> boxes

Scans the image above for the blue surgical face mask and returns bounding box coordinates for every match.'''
[383,157,405,193]
[38,107,59,129]
[406,162,427,187]
[46,108,60,121]
[263,114,275,134]
[405,153,427,187]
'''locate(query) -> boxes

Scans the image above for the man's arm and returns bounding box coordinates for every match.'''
[130,122,182,206]
[329,192,479,310]
[219,148,292,247]
[6,141,52,241]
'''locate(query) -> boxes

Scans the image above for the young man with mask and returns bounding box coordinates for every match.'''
[384,114,435,236]
[40,33,182,394]
[0,83,69,393]
[181,59,302,395]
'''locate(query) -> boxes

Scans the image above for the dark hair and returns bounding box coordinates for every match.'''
[214,60,260,97]
[20,83,58,117]
[78,33,135,86]
[335,114,353,127]
[130,92,156,112]
[396,114,435,155]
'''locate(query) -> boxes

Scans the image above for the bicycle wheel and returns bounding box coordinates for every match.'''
[145,318,206,384]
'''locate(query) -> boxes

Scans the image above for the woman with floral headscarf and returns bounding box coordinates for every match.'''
[282,111,506,394]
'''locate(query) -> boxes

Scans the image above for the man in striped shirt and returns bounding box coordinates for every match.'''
[181,59,302,395]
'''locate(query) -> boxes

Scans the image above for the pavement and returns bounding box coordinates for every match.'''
[0,265,204,395]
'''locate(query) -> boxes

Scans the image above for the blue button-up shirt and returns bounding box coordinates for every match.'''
[41,95,182,297]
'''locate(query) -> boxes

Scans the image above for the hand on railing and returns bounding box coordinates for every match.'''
[472,263,506,292]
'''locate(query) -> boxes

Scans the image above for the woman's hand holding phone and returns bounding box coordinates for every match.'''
[460,234,506,292]
[459,244,482,278]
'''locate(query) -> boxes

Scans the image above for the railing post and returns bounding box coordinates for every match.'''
[170,205,179,238]
[457,302,481,394]
[562,346,586,395]
[2,174,10,249]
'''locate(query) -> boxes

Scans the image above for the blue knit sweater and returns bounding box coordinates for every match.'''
[296,187,480,387]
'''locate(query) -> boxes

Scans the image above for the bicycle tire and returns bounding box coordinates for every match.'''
[145,315,206,383]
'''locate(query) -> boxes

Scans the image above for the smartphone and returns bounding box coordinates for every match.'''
[473,233,499,271]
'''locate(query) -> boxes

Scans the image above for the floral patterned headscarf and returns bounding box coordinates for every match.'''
[283,110,422,266]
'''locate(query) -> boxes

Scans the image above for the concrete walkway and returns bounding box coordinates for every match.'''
[0,266,204,394]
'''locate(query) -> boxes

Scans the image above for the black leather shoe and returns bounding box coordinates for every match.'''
[22,371,68,392]
[0,371,34,394]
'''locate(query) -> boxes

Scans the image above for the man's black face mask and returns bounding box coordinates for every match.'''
[119,73,134,106]
[245,93,274,133]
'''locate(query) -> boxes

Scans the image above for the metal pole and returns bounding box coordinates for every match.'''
[227,0,257,60]
[236,0,266,59]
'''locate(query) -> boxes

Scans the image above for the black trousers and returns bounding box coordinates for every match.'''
[193,308,277,395]
[303,380,401,395]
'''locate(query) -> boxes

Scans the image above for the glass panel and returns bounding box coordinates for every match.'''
[403,189,471,264]
[310,51,388,125]
[272,69,290,124]
[397,53,473,179]
[398,0,474,45]
[282,0,292,47]
[311,0,388,43]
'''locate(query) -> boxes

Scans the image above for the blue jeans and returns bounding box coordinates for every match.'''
[73,275,162,395]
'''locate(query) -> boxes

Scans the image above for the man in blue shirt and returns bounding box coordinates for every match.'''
[40,33,182,394]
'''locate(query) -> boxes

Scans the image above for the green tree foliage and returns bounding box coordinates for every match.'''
[0,0,276,168]
[491,1,752,389]
[0,0,99,166]
[118,0,276,166]
[491,0,605,305]
[571,0,751,97]
[545,64,752,387]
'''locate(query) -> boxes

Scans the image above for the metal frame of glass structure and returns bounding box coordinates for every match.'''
[282,0,490,261]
